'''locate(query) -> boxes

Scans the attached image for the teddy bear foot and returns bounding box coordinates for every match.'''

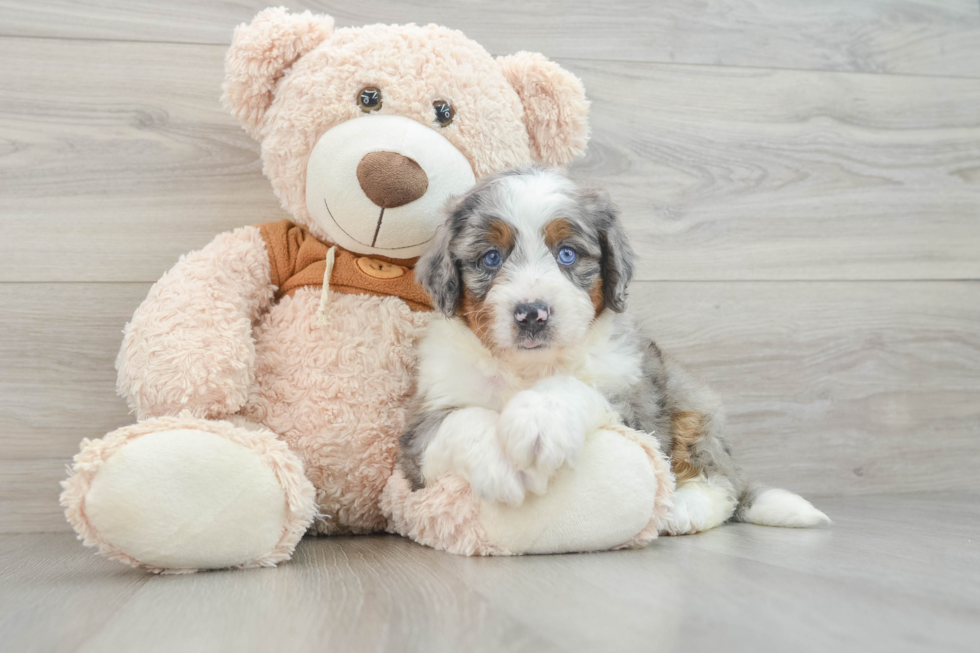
[61,416,317,573]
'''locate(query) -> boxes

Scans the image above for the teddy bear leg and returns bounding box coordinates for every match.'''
[477,427,673,554]
[61,416,317,573]
[383,426,675,556]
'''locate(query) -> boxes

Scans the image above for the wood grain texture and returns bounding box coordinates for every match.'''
[631,281,980,498]
[418,495,980,652]
[3,281,977,533]
[1,38,978,283]
[0,1,978,77]
[0,284,148,462]
[0,531,151,652]
[572,60,980,281]
[0,460,71,535]
[3,495,979,652]
[74,535,554,653]
[0,38,288,285]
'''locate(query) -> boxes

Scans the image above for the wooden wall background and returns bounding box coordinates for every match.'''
[1,1,978,533]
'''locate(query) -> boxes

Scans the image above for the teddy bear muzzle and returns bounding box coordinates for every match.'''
[305,114,476,259]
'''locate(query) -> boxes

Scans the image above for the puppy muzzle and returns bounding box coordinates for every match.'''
[513,301,551,347]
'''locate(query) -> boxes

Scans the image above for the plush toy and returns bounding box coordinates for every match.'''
[60,8,674,572]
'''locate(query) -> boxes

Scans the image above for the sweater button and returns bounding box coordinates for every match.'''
[355,256,406,279]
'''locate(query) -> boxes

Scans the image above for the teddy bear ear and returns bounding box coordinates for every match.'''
[497,52,591,167]
[222,8,334,138]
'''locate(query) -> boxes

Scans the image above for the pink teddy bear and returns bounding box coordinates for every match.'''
[61,8,672,572]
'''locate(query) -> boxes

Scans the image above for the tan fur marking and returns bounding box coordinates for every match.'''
[543,218,574,249]
[487,219,515,250]
[459,288,497,351]
[590,276,605,317]
[670,411,703,482]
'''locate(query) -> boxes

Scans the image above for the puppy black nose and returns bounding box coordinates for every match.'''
[514,302,550,334]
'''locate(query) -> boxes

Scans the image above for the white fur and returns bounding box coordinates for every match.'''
[420,407,526,505]
[661,478,738,536]
[84,429,287,569]
[418,310,645,502]
[740,488,831,528]
[305,115,476,257]
[498,376,618,494]
[418,312,642,413]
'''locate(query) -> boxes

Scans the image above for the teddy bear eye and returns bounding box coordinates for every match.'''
[433,100,454,127]
[358,87,382,112]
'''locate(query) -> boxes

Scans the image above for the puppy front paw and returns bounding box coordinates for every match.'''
[469,461,526,506]
[497,390,586,495]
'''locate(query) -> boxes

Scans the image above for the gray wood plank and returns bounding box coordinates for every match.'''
[0,283,147,462]
[77,535,553,653]
[0,38,288,285]
[420,515,980,653]
[572,59,980,281]
[2,38,978,283]
[680,493,980,610]
[632,281,980,498]
[0,1,977,77]
[3,494,979,652]
[0,532,150,652]
[0,459,70,535]
[2,281,977,533]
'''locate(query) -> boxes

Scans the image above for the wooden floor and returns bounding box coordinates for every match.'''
[0,1,978,650]
[1,494,977,653]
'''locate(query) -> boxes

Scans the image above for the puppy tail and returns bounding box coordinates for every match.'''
[732,484,831,528]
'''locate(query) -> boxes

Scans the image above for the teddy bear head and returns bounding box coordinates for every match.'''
[223,8,590,260]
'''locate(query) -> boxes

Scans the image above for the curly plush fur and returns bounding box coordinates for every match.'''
[116,226,274,420]
[62,9,598,570]
[241,288,431,534]
[230,10,591,246]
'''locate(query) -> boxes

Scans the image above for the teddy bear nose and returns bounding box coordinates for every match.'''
[356,151,429,209]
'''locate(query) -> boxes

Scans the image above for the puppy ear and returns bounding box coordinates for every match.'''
[416,219,461,316]
[583,188,634,312]
[222,8,334,138]
[497,52,590,167]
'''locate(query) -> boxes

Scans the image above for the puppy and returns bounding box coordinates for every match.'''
[400,167,829,534]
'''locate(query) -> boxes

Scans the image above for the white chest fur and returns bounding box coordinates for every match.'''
[416,311,643,412]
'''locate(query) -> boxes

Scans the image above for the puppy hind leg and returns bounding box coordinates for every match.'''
[661,476,738,536]
[662,410,738,535]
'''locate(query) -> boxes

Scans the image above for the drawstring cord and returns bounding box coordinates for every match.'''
[317,246,336,328]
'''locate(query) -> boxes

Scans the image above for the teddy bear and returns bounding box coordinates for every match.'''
[60,7,674,572]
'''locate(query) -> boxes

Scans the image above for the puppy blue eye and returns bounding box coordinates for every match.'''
[557,246,577,265]
[483,250,502,267]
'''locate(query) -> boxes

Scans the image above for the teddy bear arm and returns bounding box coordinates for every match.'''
[116,226,276,420]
